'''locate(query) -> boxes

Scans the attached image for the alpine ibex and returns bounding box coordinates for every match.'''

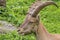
[0,0,6,7]
[18,1,60,40]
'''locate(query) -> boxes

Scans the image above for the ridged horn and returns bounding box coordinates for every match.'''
[27,1,58,17]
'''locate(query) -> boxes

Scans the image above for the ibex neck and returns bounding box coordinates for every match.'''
[35,22,50,40]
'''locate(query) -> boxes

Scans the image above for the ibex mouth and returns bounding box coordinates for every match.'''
[18,32,25,35]
[17,29,26,35]
[17,30,24,35]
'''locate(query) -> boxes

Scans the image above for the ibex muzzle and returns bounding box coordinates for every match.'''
[18,1,58,35]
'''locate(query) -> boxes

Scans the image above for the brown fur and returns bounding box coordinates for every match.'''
[0,0,6,7]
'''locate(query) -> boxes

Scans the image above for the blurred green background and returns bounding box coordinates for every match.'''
[0,0,60,40]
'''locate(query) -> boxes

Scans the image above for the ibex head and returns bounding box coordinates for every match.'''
[18,1,58,35]
[18,14,40,35]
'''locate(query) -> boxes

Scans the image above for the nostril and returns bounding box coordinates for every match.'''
[17,29,20,32]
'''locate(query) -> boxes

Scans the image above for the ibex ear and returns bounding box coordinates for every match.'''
[36,14,40,21]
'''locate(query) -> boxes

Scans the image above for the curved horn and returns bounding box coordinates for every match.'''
[27,1,58,17]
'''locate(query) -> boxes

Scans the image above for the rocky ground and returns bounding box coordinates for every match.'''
[0,21,17,34]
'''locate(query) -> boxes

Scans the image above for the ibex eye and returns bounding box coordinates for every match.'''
[30,22,34,23]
